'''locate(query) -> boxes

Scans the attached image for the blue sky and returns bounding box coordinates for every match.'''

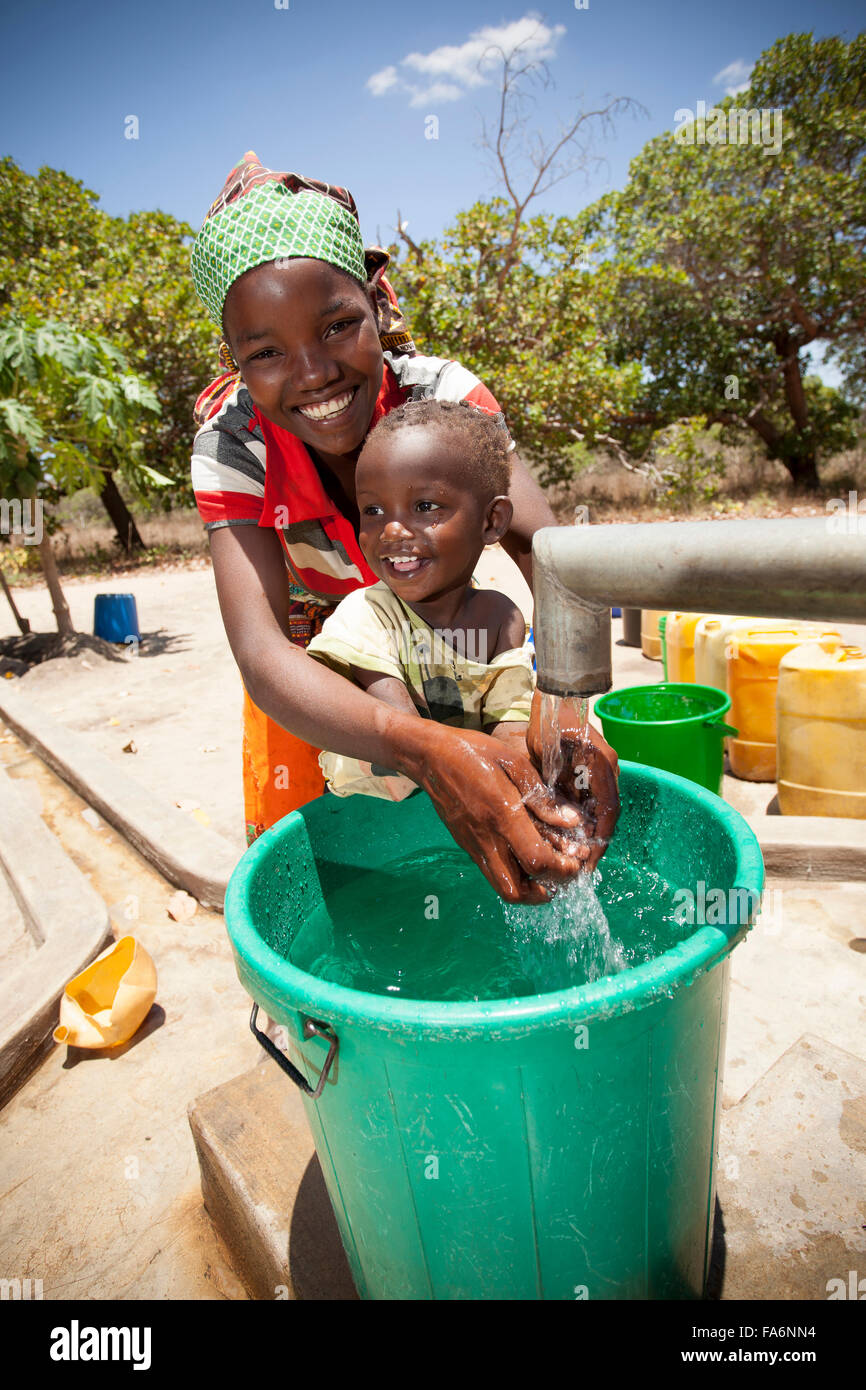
[1,0,862,380]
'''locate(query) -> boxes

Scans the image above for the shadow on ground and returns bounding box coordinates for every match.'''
[60,1005,167,1070]
[706,1196,726,1299]
[0,627,192,669]
[288,1153,359,1300]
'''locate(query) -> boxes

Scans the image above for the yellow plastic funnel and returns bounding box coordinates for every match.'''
[53,936,157,1049]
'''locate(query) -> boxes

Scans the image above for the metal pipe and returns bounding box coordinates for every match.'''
[532,517,866,697]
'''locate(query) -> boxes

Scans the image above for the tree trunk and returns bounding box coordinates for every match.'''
[772,333,820,489]
[776,333,810,433]
[781,450,820,491]
[0,566,30,634]
[741,407,782,455]
[98,469,145,554]
[38,530,75,637]
[743,408,820,490]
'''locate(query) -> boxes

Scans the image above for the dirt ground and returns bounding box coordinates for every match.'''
[0,559,250,853]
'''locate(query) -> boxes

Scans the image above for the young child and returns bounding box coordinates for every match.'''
[306,398,535,800]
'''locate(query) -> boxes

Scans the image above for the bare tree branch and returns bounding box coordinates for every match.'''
[472,23,646,289]
[393,209,424,266]
[540,416,676,489]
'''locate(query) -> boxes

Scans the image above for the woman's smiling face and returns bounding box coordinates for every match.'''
[222,258,384,460]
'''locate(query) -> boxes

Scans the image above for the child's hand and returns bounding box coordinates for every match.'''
[526,693,620,871]
[406,722,590,903]
[485,719,529,753]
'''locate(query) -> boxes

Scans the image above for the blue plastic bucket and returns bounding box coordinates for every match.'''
[94,593,140,645]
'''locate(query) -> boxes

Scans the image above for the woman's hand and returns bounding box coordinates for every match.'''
[526,692,620,872]
[401,722,591,904]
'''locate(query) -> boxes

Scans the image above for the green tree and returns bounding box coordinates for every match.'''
[0,317,160,633]
[0,159,216,545]
[391,200,643,481]
[597,31,865,489]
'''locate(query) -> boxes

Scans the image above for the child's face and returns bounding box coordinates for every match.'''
[356,425,512,602]
[222,258,384,460]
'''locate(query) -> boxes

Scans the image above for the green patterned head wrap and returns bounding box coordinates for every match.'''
[191,180,368,328]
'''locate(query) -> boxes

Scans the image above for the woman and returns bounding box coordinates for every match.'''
[190,152,618,903]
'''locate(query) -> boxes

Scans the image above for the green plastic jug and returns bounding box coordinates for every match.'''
[224,762,763,1300]
[594,684,738,795]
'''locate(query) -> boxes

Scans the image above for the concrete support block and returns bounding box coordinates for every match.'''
[747,815,866,880]
[189,1060,357,1301]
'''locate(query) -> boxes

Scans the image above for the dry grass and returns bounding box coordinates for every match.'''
[53,508,209,558]
[1,503,210,588]
[546,439,866,526]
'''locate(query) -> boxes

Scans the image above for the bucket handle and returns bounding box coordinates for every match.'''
[250,1003,338,1099]
[704,719,738,738]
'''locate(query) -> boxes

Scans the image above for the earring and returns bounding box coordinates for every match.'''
[219,340,239,371]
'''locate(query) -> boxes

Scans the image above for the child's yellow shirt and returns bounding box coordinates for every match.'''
[307,581,534,800]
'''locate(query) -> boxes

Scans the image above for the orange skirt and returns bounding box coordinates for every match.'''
[241,681,326,846]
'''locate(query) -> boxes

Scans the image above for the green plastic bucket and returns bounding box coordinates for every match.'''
[224,762,763,1301]
[595,683,737,795]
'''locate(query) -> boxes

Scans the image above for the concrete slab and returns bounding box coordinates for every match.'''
[189,1060,357,1301]
[723,877,866,1107]
[0,686,241,911]
[0,762,113,1107]
[0,564,249,853]
[716,1035,866,1300]
[745,816,866,880]
[0,857,37,972]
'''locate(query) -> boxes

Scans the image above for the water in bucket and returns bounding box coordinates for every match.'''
[288,693,685,1002]
[287,844,689,1001]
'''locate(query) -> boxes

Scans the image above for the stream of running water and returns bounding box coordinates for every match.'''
[506,690,628,981]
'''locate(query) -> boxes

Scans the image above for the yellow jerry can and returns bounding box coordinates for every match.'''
[664,612,707,684]
[694,616,741,694]
[726,623,842,781]
[53,936,158,1049]
[640,609,666,662]
[777,640,866,818]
